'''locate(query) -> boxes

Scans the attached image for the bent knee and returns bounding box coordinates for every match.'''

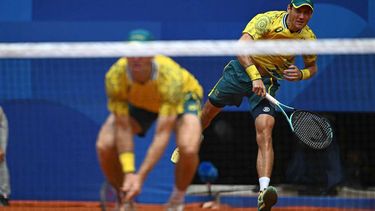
[255,115,274,142]
[96,130,115,152]
[96,116,116,151]
[178,144,200,157]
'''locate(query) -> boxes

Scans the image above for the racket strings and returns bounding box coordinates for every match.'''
[291,111,333,149]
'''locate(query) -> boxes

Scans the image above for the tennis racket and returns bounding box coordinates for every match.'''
[100,181,117,211]
[100,181,137,211]
[265,93,333,150]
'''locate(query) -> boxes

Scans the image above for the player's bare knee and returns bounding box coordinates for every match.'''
[178,144,199,158]
[255,115,274,132]
[97,115,116,151]
[96,134,115,152]
[256,132,272,145]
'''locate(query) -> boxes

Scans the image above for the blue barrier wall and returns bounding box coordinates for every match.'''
[0,0,374,203]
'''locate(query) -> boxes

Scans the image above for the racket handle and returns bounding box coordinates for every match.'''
[265,93,279,105]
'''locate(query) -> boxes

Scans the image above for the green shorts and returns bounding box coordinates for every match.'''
[130,92,201,136]
[129,104,158,137]
[208,60,279,111]
[180,92,202,117]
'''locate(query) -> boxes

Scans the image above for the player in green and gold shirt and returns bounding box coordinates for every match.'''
[243,9,316,80]
[96,29,203,211]
[212,1,316,210]
[172,0,316,210]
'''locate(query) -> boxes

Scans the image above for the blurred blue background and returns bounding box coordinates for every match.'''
[0,0,374,203]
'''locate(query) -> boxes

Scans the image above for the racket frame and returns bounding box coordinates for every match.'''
[265,93,334,149]
[265,93,296,131]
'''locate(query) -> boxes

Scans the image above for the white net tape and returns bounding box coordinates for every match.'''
[0,38,375,58]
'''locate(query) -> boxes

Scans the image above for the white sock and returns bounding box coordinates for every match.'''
[259,177,270,191]
[169,186,185,204]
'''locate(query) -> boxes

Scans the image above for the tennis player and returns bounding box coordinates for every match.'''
[96,29,203,211]
[172,0,317,210]
[0,107,10,207]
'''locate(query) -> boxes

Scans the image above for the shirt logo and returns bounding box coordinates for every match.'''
[188,104,198,111]
[263,106,270,113]
[275,27,283,33]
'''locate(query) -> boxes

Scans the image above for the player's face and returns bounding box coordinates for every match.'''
[287,5,313,32]
[127,57,153,83]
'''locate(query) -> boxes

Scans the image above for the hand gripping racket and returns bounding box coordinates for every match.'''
[100,181,136,211]
[265,93,333,150]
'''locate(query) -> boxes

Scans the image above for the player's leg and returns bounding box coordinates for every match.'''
[255,111,278,211]
[96,114,143,189]
[201,100,222,130]
[203,59,252,128]
[170,60,246,163]
[170,99,222,164]
[96,113,144,210]
[255,113,275,182]
[96,114,124,190]
[248,77,279,211]
[0,108,10,206]
[167,94,202,210]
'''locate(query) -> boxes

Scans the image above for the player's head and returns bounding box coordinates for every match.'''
[287,0,313,32]
[290,0,313,11]
[127,29,154,83]
[128,29,154,42]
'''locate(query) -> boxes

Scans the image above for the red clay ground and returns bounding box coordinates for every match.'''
[0,201,372,211]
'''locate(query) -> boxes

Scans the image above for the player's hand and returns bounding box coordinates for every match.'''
[283,65,301,81]
[0,147,4,162]
[252,79,266,97]
[122,173,142,201]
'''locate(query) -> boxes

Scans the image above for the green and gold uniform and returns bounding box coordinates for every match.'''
[208,11,316,117]
[243,10,317,79]
[105,55,203,134]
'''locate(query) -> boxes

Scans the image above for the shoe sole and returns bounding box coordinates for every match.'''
[260,188,278,211]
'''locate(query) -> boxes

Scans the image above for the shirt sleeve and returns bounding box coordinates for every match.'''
[303,28,318,66]
[242,13,271,40]
[105,60,129,116]
[157,59,184,116]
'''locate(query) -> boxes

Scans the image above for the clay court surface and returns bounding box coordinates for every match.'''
[0,201,373,211]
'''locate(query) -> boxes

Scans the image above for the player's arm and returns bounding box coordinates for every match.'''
[114,114,134,160]
[105,60,139,200]
[238,13,270,96]
[300,56,318,80]
[237,33,255,69]
[237,33,266,96]
[123,114,176,201]
[114,113,136,176]
[138,114,176,180]
[106,65,134,174]
[106,65,133,161]
[284,30,318,81]
[283,59,318,81]
[136,79,179,180]
[114,113,140,202]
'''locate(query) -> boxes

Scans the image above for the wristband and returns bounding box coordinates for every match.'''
[119,152,135,173]
[245,65,262,81]
[300,68,311,80]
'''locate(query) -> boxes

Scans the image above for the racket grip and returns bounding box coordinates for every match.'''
[265,93,279,105]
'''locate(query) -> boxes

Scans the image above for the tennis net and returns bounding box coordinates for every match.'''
[0,39,374,210]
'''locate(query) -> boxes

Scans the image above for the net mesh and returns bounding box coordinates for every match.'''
[0,39,375,58]
[0,39,375,208]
